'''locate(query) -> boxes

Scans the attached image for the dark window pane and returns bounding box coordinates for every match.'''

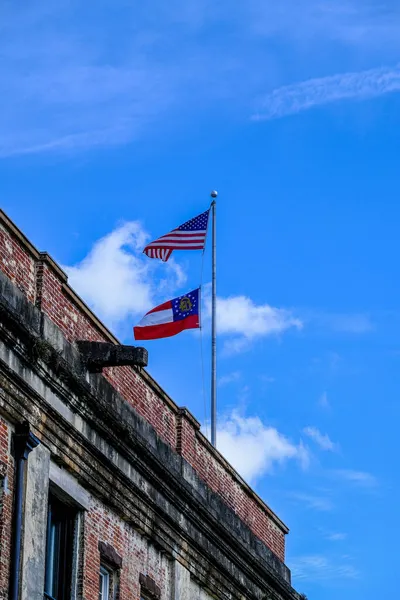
[44,494,76,600]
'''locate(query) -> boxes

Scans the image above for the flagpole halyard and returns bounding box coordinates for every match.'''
[210,190,218,447]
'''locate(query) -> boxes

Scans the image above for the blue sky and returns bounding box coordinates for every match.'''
[2,1,400,597]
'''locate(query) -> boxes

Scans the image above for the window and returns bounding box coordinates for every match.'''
[99,563,119,600]
[98,541,122,600]
[44,493,77,600]
[99,566,110,600]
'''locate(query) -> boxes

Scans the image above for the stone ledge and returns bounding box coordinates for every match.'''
[139,573,161,599]
[49,461,91,510]
[99,541,123,569]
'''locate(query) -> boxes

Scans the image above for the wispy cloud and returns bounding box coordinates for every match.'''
[0,1,228,156]
[303,426,338,451]
[312,312,374,334]
[254,63,400,120]
[215,411,310,484]
[260,374,275,384]
[334,469,378,487]
[0,28,173,155]
[298,310,374,335]
[327,532,347,541]
[2,1,400,155]
[249,0,400,48]
[318,391,331,410]
[290,554,359,582]
[290,492,334,512]
[218,372,241,387]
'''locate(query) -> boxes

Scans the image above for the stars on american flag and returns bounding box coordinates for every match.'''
[143,209,210,262]
[178,211,209,231]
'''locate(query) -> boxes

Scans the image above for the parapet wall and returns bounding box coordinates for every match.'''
[0,209,287,561]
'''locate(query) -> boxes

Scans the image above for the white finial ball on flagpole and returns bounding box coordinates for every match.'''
[210,190,218,198]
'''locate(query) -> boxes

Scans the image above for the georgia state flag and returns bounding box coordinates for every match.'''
[134,288,200,341]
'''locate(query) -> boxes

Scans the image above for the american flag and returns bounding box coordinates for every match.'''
[143,209,210,262]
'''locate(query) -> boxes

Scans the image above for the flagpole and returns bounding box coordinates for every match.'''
[210,190,218,447]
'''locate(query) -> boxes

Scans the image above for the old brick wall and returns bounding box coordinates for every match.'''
[0,418,13,600]
[176,410,286,560]
[83,500,173,600]
[35,260,179,449]
[0,210,287,561]
[0,222,36,303]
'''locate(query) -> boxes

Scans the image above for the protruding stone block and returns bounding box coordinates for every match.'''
[76,341,148,372]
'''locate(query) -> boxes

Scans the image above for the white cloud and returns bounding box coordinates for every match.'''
[216,411,310,484]
[326,313,374,334]
[327,532,347,541]
[290,554,359,582]
[204,292,302,354]
[260,375,275,384]
[218,372,241,387]
[303,426,338,451]
[64,221,185,328]
[255,63,400,120]
[217,295,303,337]
[290,492,334,512]
[310,312,374,334]
[221,337,253,355]
[334,469,378,487]
[318,391,330,409]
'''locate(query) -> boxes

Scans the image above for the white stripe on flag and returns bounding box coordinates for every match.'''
[158,231,207,239]
[148,242,204,248]
[156,236,206,242]
[136,308,174,328]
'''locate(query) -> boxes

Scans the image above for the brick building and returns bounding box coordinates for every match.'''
[0,209,302,600]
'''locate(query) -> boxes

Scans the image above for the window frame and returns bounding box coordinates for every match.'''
[44,492,78,600]
[99,565,110,600]
[98,542,122,600]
